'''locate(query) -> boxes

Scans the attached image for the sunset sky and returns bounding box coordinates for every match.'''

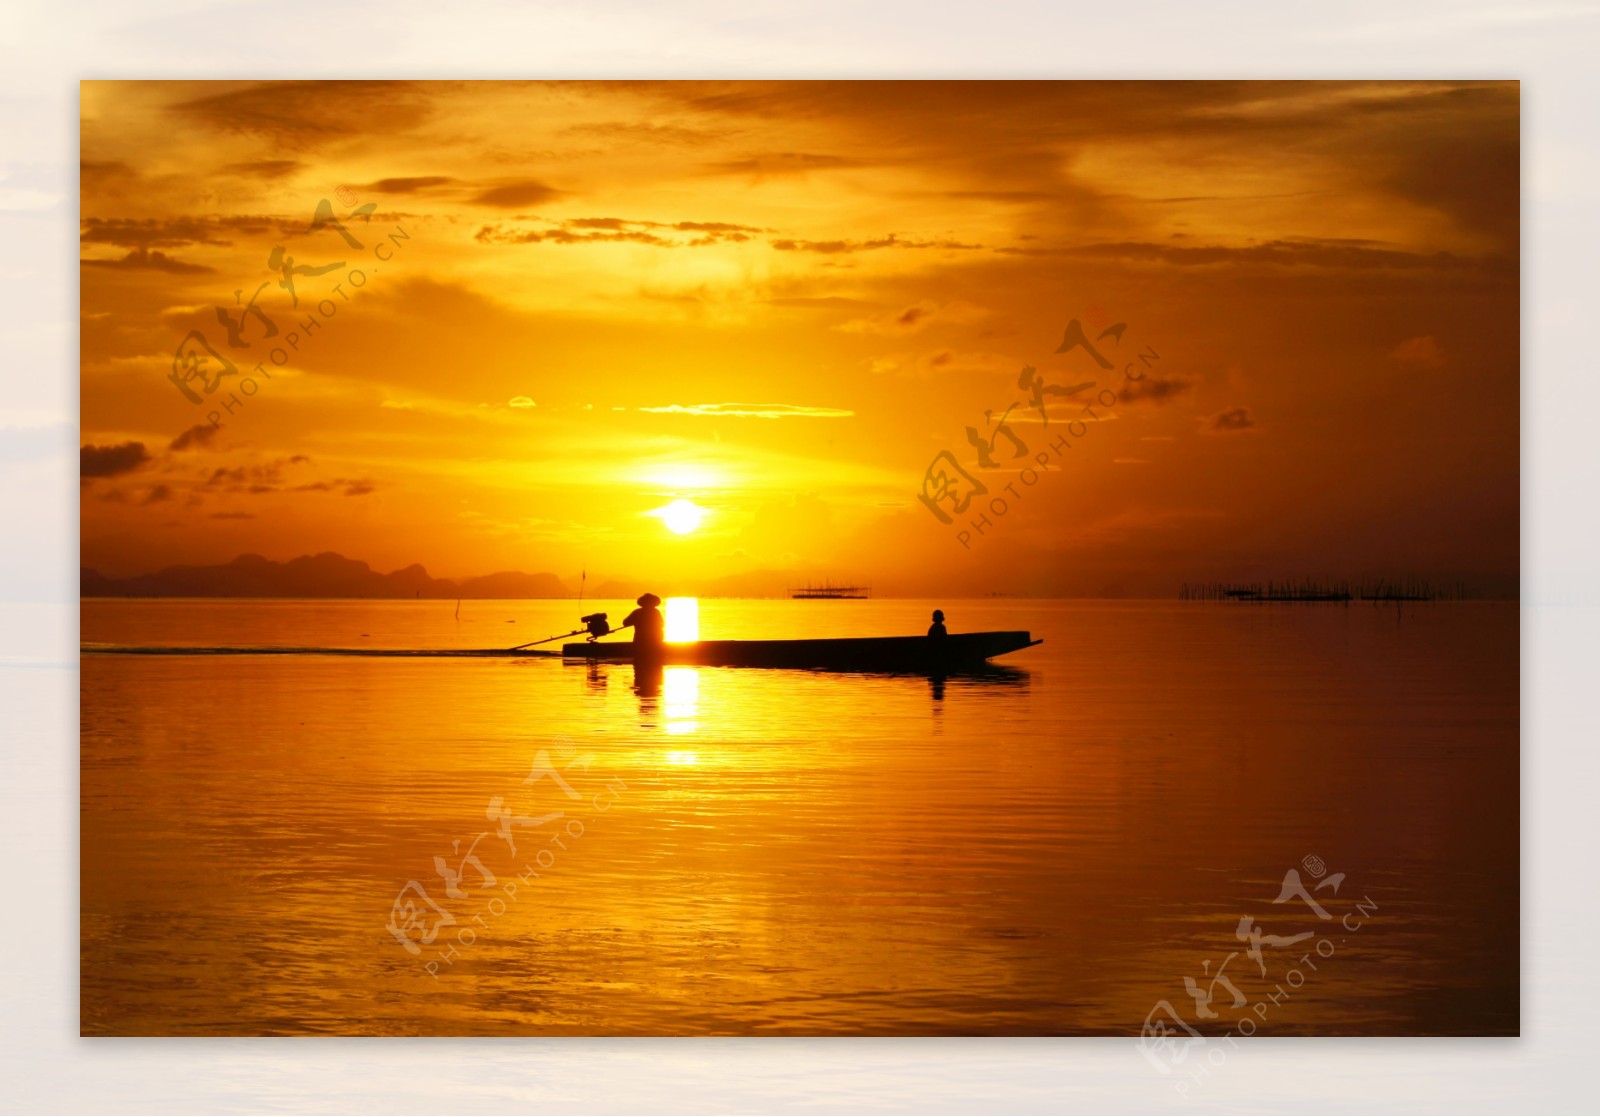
[79,80,1519,596]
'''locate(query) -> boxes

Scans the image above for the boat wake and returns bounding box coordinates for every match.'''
[80,644,562,658]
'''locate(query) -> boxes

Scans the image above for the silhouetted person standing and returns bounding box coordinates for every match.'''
[623,593,665,649]
[928,609,947,638]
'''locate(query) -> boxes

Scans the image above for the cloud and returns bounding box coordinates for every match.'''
[478,225,669,247]
[636,402,855,419]
[209,512,255,519]
[224,159,303,180]
[1015,239,1479,272]
[142,484,173,504]
[470,180,563,208]
[707,152,866,177]
[80,160,135,186]
[868,350,1014,377]
[476,216,764,248]
[1119,376,1194,405]
[175,80,433,149]
[81,441,149,479]
[170,424,219,451]
[562,121,728,147]
[838,300,989,335]
[354,176,456,194]
[673,220,767,234]
[764,296,877,310]
[1388,335,1445,367]
[80,249,213,274]
[1206,406,1257,434]
[201,456,313,490]
[771,233,982,254]
[80,215,304,249]
[509,396,536,408]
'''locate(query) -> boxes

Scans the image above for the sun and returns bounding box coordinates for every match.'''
[654,498,707,535]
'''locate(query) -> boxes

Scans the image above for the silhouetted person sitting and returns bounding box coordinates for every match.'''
[928,609,947,638]
[623,593,665,648]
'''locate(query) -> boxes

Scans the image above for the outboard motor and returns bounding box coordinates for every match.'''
[580,612,611,641]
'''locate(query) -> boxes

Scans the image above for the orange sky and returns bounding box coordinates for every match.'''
[79,80,1519,596]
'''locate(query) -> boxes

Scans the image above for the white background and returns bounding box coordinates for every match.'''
[3,1,1594,1112]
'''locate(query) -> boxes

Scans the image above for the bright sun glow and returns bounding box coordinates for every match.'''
[664,597,699,643]
[654,498,707,535]
[637,464,724,491]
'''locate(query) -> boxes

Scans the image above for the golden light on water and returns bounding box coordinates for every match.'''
[664,597,699,643]
[662,666,699,736]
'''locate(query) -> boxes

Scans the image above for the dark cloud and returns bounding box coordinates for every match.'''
[469,180,563,208]
[642,79,1519,258]
[142,484,173,505]
[170,424,219,452]
[80,160,136,185]
[476,216,763,248]
[209,512,254,520]
[206,466,247,486]
[673,221,767,233]
[707,152,866,176]
[80,249,213,274]
[81,441,149,479]
[563,121,729,147]
[80,215,305,250]
[771,234,982,254]
[764,296,877,310]
[1335,85,1520,250]
[1206,406,1257,433]
[1007,239,1476,272]
[175,80,434,149]
[201,457,311,490]
[1120,377,1193,405]
[224,159,303,180]
[480,226,667,247]
[354,176,457,194]
[290,473,371,495]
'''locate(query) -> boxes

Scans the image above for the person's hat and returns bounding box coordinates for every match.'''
[637,593,662,607]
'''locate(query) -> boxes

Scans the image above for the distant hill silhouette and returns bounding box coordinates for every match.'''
[80,552,570,599]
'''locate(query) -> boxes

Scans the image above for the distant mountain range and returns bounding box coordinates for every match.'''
[80,552,570,599]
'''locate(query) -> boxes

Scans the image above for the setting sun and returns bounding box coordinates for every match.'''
[654,498,707,535]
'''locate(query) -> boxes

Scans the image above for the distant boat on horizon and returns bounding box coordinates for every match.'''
[790,579,871,600]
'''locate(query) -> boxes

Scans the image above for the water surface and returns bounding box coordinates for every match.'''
[80,599,1518,1036]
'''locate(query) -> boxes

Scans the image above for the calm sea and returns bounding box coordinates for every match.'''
[80,598,1518,1036]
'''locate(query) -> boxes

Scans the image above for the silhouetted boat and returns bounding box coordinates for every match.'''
[789,580,871,599]
[561,631,1040,671]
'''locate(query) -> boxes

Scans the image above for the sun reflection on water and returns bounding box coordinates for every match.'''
[663,665,699,736]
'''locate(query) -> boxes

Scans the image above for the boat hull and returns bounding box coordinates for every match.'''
[561,631,1039,671]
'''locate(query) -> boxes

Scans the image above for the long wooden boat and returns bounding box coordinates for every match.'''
[561,631,1040,671]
